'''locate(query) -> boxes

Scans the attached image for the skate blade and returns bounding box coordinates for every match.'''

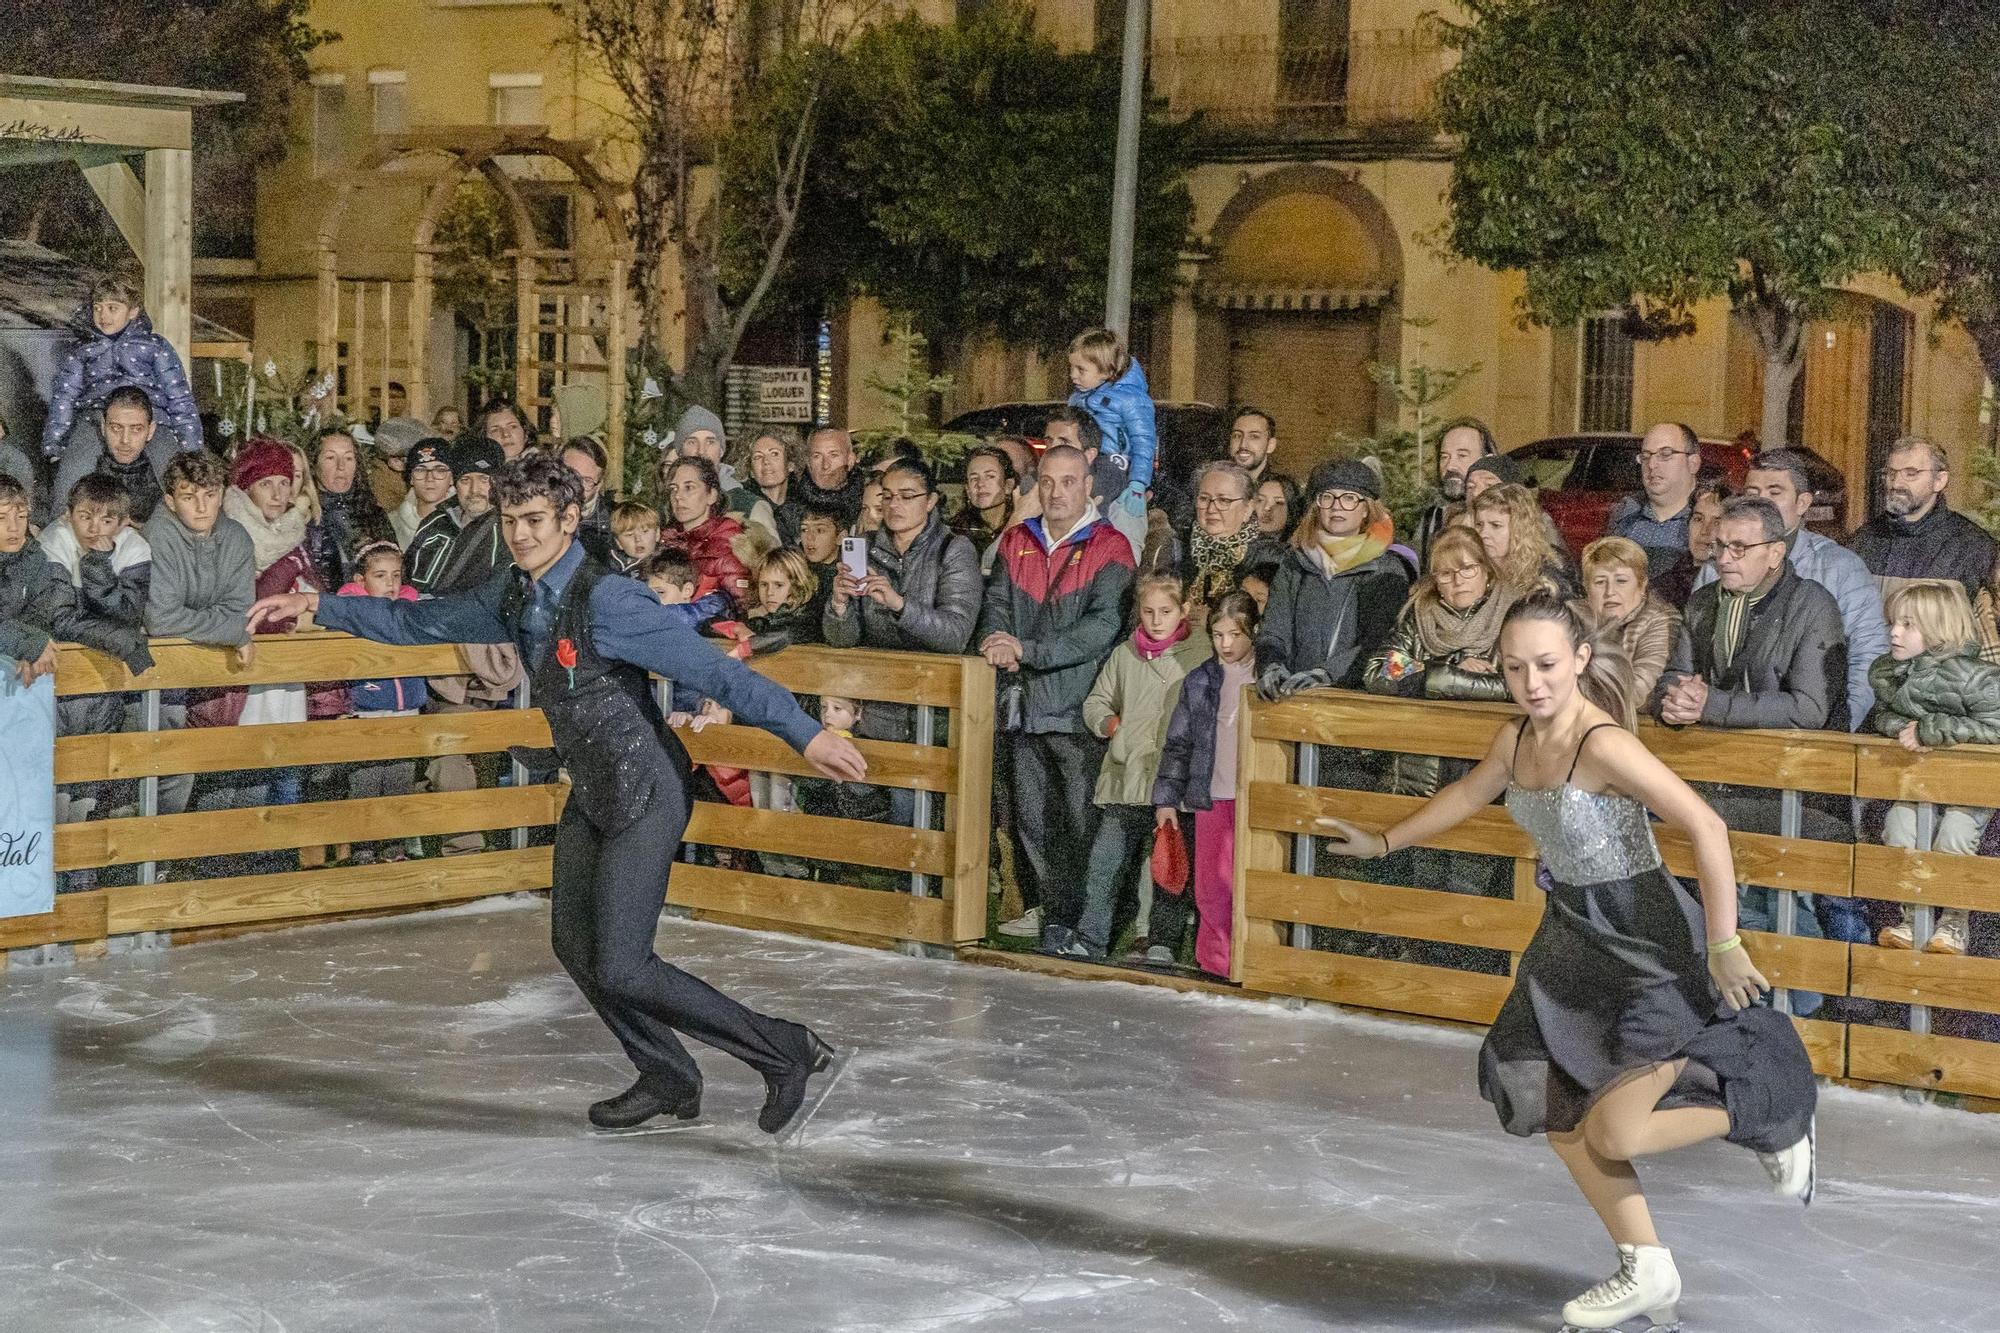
[589,1117,706,1138]
[774,1048,853,1147]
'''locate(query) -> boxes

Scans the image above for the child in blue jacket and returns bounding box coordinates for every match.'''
[44,273,203,510]
[340,541,429,862]
[1067,327,1158,558]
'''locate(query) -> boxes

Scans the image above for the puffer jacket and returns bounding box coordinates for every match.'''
[1082,633,1212,806]
[1363,599,1512,703]
[977,510,1136,733]
[0,543,78,663]
[821,510,983,656]
[662,511,752,611]
[1611,595,1682,701]
[337,581,427,714]
[41,307,203,456]
[1257,544,1410,687]
[1069,358,1158,491]
[1870,648,2000,748]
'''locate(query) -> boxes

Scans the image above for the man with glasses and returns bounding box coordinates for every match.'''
[1255,458,1409,699]
[1849,434,2000,660]
[1607,422,1705,577]
[1693,449,1886,730]
[1654,496,1850,1012]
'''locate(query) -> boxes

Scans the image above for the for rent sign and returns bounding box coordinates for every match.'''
[0,671,55,919]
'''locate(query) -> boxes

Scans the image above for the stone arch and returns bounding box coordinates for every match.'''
[1195,166,1405,474]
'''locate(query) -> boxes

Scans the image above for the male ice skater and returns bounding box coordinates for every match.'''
[248,452,865,1135]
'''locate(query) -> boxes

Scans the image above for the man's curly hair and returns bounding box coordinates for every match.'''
[494,450,584,516]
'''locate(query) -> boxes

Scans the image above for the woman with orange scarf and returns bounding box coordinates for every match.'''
[1253,458,1411,700]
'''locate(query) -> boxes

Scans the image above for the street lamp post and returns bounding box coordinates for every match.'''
[1103,0,1150,340]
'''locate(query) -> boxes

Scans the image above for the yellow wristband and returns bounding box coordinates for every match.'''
[1705,935,1743,956]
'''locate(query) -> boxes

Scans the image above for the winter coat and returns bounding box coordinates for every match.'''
[661,511,753,611]
[1849,502,2000,663]
[1256,544,1410,687]
[1695,527,1885,729]
[1151,657,1238,814]
[977,510,1136,733]
[821,511,983,656]
[337,581,429,713]
[1610,595,1682,701]
[39,519,153,674]
[92,450,166,527]
[1870,648,2000,749]
[1654,563,1849,732]
[743,600,822,655]
[1083,635,1212,806]
[429,508,507,597]
[794,469,867,526]
[0,437,38,522]
[41,307,202,457]
[1363,602,1513,704]
[404,503,463,594]
[0,543,78,663]
[309,486,394,588]
[1069,358,1158,491]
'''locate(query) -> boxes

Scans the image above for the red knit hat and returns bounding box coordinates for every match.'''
[230,438,293,492]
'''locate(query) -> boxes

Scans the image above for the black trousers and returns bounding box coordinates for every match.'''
[549,780,811,1088]
[1006,731,1104,919]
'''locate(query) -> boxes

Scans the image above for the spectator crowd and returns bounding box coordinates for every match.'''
[6,271,1999,983]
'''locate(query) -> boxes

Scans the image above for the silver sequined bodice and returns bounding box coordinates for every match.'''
[1504,784,1662,885]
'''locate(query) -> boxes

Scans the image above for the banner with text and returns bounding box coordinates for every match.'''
[0,671,55,920]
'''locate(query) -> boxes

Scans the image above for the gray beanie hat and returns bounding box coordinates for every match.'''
[373,415,428,460]
[673,404,726,450]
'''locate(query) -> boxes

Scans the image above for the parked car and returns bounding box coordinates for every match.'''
[940,400,1228,505]
[1505,432,1848,555]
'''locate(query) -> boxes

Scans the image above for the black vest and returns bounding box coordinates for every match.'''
[502,558,691,833]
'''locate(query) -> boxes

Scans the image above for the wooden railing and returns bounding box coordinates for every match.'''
[11,635,991,956]
[1234,690,2000,1102]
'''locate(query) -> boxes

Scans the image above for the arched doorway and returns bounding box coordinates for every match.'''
[316,128,635,479]
[1201,167,1401,476]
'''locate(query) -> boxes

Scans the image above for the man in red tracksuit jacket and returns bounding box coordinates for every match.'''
[976,443,1135,956]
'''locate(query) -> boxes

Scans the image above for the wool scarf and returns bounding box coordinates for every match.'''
[1308,512,1394,577]
[1412,585,1516,660]
[1188,520,1254,605]
[1133,619,1191,661]
[223,486,310,574]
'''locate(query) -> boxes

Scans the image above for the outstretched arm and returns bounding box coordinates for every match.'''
[252,567,511,645]
[1320,720,1517,858]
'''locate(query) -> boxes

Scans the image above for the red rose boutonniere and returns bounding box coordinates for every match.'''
[555,637,578,689]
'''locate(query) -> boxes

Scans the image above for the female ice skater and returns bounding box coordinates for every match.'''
[1318,595,1816,1332]
[248,452,866,1139]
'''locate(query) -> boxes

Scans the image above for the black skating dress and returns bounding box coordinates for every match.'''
[1476,724,1817,1153]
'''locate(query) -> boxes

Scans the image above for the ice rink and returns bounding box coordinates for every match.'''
[3,897,1996,1332]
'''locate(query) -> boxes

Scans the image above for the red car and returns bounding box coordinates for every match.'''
[1505,432,1848,555]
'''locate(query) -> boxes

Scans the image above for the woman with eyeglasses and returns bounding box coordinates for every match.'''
[1254,458,1408,701]
[1177,460,1272,629]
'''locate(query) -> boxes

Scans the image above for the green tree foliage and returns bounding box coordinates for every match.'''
[1,0,335,260]
[1865,2,2000,386]
[1436,0,1913,446]
[728,6,1195,351]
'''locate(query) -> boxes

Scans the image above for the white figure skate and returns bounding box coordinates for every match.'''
[1560,1244,1681,1332]
[1758,1115,1816,1206]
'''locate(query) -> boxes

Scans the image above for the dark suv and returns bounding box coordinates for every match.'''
[1506,432,1848,555]
[940,401,1227,501]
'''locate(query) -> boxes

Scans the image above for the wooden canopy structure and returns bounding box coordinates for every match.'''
[315,127,633,482]
[0,75,242,365]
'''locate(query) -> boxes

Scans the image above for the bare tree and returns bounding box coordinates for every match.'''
[560,0,878,406]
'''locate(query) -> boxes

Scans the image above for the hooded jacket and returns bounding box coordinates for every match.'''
[1068,358,1158,491]
[978,508,1136,733]
[39,518,153,674]
[41,307,203,456]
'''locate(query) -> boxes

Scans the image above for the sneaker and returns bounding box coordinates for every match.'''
[1758,1116,1816,1206]
[1560,1244,1681,1331]
[1878,921,1915,950]
[997,907,1041,939]
[1926,915,1969,956]
[1051,936,1092,960]
[1144,945,1174,965]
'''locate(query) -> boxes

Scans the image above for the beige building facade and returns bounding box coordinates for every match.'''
[207,0,1989,519]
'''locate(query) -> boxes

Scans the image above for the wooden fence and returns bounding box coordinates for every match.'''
[8,634,990,956]
[1234,689,2000,1102]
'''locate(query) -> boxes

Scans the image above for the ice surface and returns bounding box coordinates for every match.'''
[3,904,1996,1331]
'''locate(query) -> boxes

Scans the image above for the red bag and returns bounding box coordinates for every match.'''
[1151,818,1189,895]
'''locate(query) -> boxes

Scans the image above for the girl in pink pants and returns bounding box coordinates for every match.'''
[1153,591,1259,978]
